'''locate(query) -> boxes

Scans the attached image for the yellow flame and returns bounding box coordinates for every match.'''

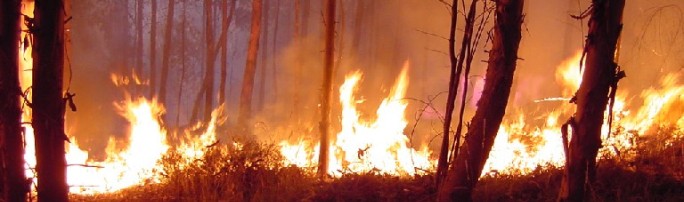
[281,61,433,176]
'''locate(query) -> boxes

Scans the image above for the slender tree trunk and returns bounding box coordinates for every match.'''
[271,0,281,104]
[203,0,216,122]
[159,0,175,113]
[32,0,68,201]
[438,0,524,201]
[149,0,158,97]
[135,0,144,94]
[237,0,263,130]
[317,0,335,178]
[292,0,302,120]
[218,0,236,105]
[176,0,188,127]
[436,0,460,186]
[257,0,269,112]
[558,1,625,201]
[351,0,364,55]
[0,1,28,201]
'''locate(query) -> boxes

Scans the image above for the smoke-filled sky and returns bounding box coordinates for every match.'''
[64,0,684,159]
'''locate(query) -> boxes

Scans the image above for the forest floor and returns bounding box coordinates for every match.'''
[70,131,684,202]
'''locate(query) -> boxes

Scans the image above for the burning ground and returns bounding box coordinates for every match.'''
[5,0,684,201]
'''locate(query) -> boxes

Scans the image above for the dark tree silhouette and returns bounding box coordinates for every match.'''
[438,0,525,200]
[558,0,625,201]
[32,0,69,200]
[0,0,28,201]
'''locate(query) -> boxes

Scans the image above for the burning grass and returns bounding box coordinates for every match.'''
[70,127,683,201]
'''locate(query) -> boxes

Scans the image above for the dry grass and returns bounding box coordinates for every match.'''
[71,127,683,201]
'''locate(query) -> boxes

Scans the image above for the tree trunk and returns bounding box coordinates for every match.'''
[436,0,459,186]
[257,0,269,112]
[159,0,175,115]
[271,0,281,104]
[218,0,237,105]
[317,0,335,178]
[149,0,157,97]
[135,0,144,94]
[0,1,28,201]
[32,0,69,201]
[292,0,302,121]
[558,1,625,201]
[438,0,525,201]
[202,0,216,123]
[237,0,263,130]
[176,0,188,127]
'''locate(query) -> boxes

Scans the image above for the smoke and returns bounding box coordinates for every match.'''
[65,0,684,160]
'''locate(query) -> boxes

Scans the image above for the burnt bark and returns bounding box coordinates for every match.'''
[0,0,28,201]
[317,0,336,177]
[237,0,263,130]
[558,0,625,201]
[438,0,525,201]
[32,0,69,201]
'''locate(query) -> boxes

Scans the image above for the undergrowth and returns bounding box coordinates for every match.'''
[71,127,683,201]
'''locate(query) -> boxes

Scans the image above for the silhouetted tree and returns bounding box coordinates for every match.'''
[237,0,263,130]
[32,0,69,200]
[317,0,336,178]
[558,0,625,201]
[438,0,525,200]
[0,0,28,201]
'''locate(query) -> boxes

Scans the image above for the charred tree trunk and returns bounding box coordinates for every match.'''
[317,0,336,178]
[237,0,263,130]
[292,0,302,121]
[32,0,69,201]
[558,1,625,201]
[438,0,524,201]
[159,0,175,116]
[0,1,28,201]
[218,0,236,105]
[149,0,158,97]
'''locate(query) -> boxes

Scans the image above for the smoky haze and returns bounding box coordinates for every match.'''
[66,0,684,159]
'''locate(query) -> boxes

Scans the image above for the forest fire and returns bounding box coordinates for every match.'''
[4,0,684,201]
[280,62,433,176]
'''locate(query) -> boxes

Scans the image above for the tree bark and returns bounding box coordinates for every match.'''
[558,1,625,201]
[317,0,335,178]
[438,0,525,201]
[149,0,158,97]
[257,0,269,112]
[135,0,144,94]
[0,1,28,201]
[202,0,216,122]
[218,0,237,105]
[436,0,459,186]
[176,0,188,127]
[237,0,263,130]
[32,0,69,201]
[159,0,175,115]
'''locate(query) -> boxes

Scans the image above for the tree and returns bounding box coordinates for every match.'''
[202,0,216,123]
[317,0,336,178]
[135,0,144,94]
[218,0,237,105]
[0,0,28,201]
[158,0,175,115]
[438,0,525,200]
[237,0,263,130]
[32,0,69,201]
[558,0,625,201]
[149,0,158,98]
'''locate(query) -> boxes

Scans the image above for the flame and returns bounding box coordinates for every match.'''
[281,61,434,176]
